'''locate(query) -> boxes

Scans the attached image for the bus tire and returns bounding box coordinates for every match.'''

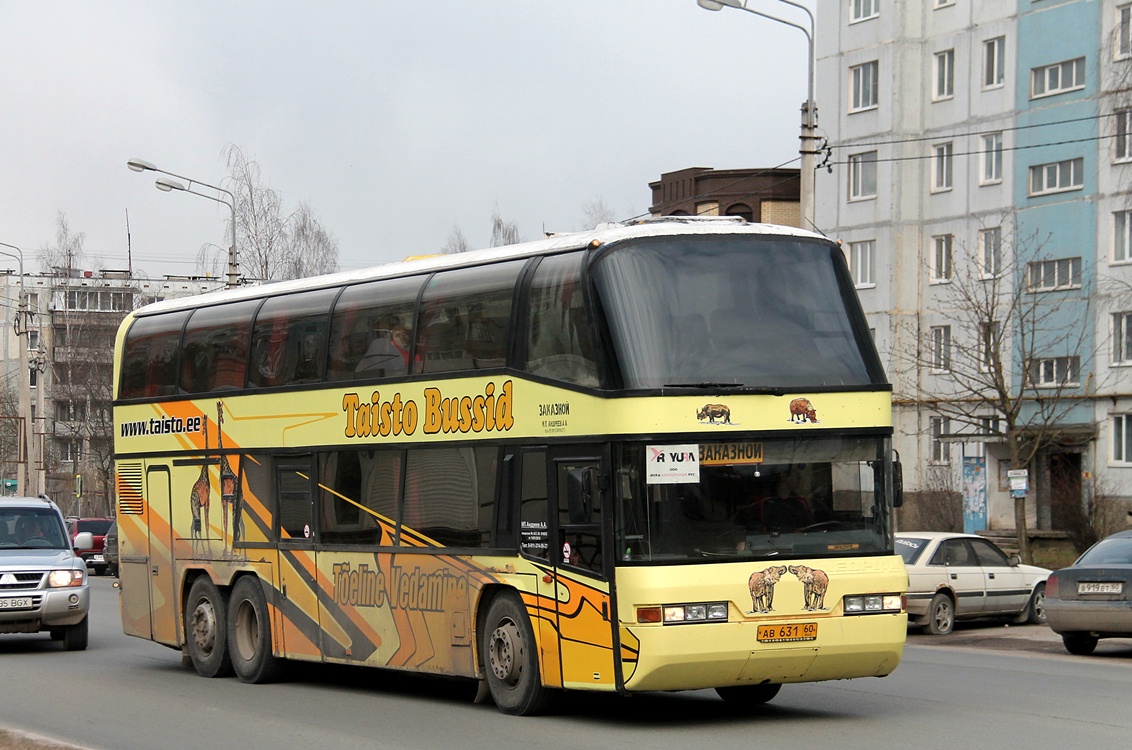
[715,682,781,705]
[482,593,551,716]
[185,576,233,678]
[228,575,284,684]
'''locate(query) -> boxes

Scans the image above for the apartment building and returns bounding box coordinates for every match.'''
[815,0,1132,535]
[0,268,223,514]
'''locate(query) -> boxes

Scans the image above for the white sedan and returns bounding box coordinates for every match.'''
[896,532,1050,635]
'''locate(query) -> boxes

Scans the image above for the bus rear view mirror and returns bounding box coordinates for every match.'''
[893,453,904,508]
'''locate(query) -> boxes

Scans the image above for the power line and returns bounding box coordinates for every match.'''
[828,131,1122,166]
[830,110,1121,149]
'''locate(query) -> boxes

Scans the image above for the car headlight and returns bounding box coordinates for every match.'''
[843,594,903,615]
[48,569,85,588]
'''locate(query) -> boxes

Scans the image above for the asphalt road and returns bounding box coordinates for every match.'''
[2,579,1131,750]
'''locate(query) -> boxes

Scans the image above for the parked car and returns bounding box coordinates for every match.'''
[896,531,1050,635]
[66,517,113,576]
[0,496,92,650]
[1044,529,1132,655]
[103,520,118,577]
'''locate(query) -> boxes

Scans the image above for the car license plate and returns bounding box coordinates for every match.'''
[1078,581,1123,594]
[91,555,105,563]
[757,622,817,643]
[0,597,33,610]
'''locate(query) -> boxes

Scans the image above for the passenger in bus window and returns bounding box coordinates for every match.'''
[357,323,415,375]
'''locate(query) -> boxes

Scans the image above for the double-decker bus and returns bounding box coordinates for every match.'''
[113,217,906,715]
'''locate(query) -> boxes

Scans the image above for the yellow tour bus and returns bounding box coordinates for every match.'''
[113,217,906,715]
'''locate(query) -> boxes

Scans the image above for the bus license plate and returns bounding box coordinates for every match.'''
[0,598,33,610]
[757,622,817,643]
[1078,581,1122,595]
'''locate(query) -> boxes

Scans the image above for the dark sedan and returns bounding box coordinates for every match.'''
[1044,529,1132,655]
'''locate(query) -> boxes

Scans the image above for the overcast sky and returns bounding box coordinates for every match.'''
[1,0,810,278]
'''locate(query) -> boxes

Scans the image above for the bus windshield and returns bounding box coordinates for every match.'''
[590,235,877,389]
[616,436,894,563]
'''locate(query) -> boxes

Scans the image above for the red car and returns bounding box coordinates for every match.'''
[66,517,114,576]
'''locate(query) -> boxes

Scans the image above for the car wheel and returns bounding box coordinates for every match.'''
[227,576,285,684]
[926,592,955,635]
[1025,583,1047,625]
[716,683,782,706]
[185,576,233,677]
[1062,633,1098,656]
[62,617,88,651]
[482,593,552,716]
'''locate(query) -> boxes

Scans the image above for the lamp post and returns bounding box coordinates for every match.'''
[127,158,240,289]
[0,242,33,496]
[697,0,817,231]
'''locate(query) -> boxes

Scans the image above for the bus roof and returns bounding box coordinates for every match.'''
[131,217,826,318]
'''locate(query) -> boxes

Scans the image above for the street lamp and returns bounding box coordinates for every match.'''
[0,242,33,496]
[697,0,818,231]
[127,158,240,289]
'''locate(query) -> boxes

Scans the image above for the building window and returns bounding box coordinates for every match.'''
[932,143,953,191]
[1029,356,1081,388]
[1116,109,1132,162]
[1118,4,1132,60]
[1031,57,1086,99]
[1115,210,1132,264]
[979,227,1002,277]
[931,326,952,371]
[848,240,876,287]
[1027,258,1082,291]
[1028,158,1084,196]
[934,50,955,100]
[978,322,998,373]
[930,416,951,464]
[850,61,879,112]
[59,440,83,463]
[984,36,1006,88]
[981,132,1003,184]
[1114,313,1132,365]
[849,151,878,200]
[932,234,953,282]
[1114,414,1132,463]
[851,0,878,23]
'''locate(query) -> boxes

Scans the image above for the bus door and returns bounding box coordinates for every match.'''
[274,455,320,660]
[120,463,177,647]
[547,446,617,690]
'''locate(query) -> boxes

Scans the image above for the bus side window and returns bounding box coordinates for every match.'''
[180,300,259,393]
[400,447,496,548]
[326,276,424,381]
[249,288,335,388]
[523,252,600,387]
[237,454,274,545]
[416,260,525,375]
[518,450,549,560]
[119,310,190,399]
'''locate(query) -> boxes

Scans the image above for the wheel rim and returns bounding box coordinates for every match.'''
[932,600,953,632]
[1033,591,1046,621]
[234,599,259,661]
[191,599,218,657]
[489,618,523,687]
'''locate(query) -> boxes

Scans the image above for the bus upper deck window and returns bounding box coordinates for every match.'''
[119,310,191,400]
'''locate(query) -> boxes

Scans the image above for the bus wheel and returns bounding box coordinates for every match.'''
[228,576,284,684]
[716,683,781,705]
[185,576,233,678]
[483,594,551,715]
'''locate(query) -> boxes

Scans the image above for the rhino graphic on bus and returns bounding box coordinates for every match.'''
[696,403,732,425]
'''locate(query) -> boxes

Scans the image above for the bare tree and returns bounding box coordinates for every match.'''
[489,205,520,248]
[441,224,471,254]
[893,223,1095,562]
[285,201,339,279]
[221,144,290,282]
[38,212,87,274]
[580,197,619,229]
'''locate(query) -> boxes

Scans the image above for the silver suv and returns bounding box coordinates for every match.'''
[0,497,93,650]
